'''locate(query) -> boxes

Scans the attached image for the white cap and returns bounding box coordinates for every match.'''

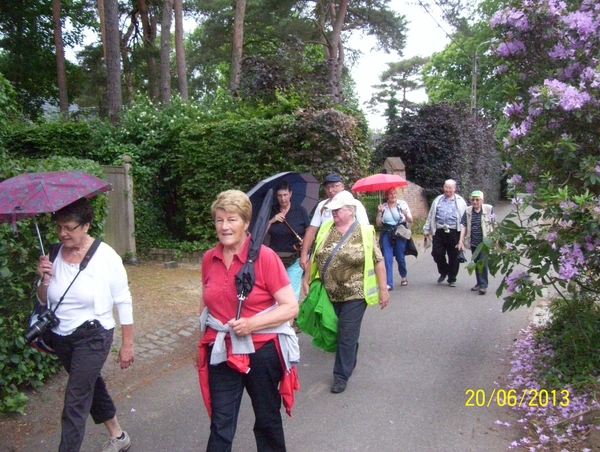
[326,190,358,210]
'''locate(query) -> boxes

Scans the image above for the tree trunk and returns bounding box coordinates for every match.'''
[121,16,137,104]
[327,0,348,102]
[52,0,69,119]
[173,0,187,100]
[230,0,247,98]
[160,0,173,105]
[138,0,159,100]
[98,0,107,61]
[104,0,123,124]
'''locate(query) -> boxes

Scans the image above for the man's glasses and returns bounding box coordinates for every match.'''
[56,224,82,233]
[471,198,482,201]
[325,183,342,191]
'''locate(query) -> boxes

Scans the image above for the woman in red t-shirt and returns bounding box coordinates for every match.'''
[197,189,299,452]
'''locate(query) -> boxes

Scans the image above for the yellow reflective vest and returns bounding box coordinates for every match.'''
[309,221,379,306]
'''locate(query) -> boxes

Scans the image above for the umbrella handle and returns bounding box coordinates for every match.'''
[34,220,46,256]
[236,296,244,320]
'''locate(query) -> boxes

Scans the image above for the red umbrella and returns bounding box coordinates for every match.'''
[0,170,112,254]
[351,174,408,193]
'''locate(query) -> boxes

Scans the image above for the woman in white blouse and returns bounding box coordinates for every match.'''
[36,198,134,452]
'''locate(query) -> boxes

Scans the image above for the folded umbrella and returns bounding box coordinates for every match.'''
[235,188,274,319]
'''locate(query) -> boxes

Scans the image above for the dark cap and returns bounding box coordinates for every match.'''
[322,174,343,185]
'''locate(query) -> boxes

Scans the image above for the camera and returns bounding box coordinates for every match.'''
[24,310,60,344]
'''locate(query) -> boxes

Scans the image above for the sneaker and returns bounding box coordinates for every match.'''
[448,281,457,287]
[437,275,446,284]
[479,288,487,295]
[387,285,393,291]
[471,285,480,291]
[331,379,347,394]
[102,432,131,452]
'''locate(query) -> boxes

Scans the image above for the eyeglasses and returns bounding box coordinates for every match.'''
[56,224,82,233]
[471,198,482,201]
[325,183,343,191]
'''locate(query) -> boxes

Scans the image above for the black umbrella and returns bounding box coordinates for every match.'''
[235,188,274,319]
[246,172,320,229]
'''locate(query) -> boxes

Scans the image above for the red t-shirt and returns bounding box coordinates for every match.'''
[202,235,291,324]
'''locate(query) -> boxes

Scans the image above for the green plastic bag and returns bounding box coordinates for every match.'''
[297,279,338,352]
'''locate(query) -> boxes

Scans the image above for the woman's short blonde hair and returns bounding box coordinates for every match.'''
[211,190,253,224]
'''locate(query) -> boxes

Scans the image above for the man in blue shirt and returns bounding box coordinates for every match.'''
[423,180,467,286]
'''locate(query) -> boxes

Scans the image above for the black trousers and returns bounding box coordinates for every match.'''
[432,229,460,283]
[207,340,285,452]
[52,324,116,452]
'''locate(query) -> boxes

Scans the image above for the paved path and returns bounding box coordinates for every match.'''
[17,201,531,452]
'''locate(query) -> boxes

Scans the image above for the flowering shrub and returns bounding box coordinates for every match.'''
[487,0,600,312]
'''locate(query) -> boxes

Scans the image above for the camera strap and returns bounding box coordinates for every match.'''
[48,239,102,314]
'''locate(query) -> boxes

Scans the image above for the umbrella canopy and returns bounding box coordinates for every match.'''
[247,172,320,228]
[235,188,274,319]
[351,174,408,193]
[0,170,112,223]
[0,170,112,254]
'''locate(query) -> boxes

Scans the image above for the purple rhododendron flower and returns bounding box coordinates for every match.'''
[504,102,525,118]
[563,11,597,37]
[496,40,527,57]
[544,79,592,111]
[558,243,585,281]
[509,174,523,184]
[505,269,526,292]
[526,182,536,194]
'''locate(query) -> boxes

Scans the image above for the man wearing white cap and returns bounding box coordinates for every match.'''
[300,174,369,271]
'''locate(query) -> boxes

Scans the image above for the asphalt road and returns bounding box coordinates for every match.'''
[19,201,529,452]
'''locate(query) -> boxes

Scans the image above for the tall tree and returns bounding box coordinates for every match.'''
[160,0,173,105]
[104,0,122,123]
[52,0,69,118]
[368,55,430,121]
[230,0,247,97]
[313,0,409,101]
[173,0,187,99]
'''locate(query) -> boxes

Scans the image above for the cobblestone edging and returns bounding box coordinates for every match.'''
[132,315,199,360]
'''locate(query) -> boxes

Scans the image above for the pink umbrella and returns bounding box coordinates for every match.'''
[351,174,408,193]
[0,170,112,254]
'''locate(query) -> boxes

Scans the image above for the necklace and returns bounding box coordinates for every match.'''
[65,238,91,255]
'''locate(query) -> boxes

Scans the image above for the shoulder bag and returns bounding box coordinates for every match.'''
[394,223,412,240]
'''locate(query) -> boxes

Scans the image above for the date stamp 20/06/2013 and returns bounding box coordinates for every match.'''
[465,389,570,408]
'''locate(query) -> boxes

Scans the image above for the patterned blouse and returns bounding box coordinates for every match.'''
[315,225,383,303]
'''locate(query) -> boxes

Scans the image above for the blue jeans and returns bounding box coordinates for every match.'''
[381,230,407,288]
[472,246,489,288]
[207,341,286,452]
[332,299,367,381]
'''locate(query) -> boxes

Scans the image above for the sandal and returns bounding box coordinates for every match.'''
[401,279,408,286]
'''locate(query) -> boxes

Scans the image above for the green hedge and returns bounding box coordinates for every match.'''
[0,156,108,414]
